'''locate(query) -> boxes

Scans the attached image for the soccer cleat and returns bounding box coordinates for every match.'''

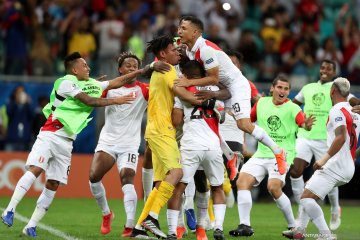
[329,208,341,231]
[166,233,177,240]
[275,149,288,175]
[214,228,225,240]
[227,151,243,181]
[176,226,187,239]
[23,226,37,237]
[282,228,305,240]
[129,227,156,239]
[185,209,197,231]
[141,215,167,239]
[122,226,133,237]
[214,103,226,124]
[1,210,14,227]
[196,227,208,240]
[101,211,114,235]
[229,224,254,237]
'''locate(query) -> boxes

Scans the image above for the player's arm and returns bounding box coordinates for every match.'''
[106,69,144,90]
[75,92,135,107]
[292,88,304,106]
[194,83,231,102]
[296,111,316,131]
[348,93,360,106]
[173,85,202,106]
[314,125,346,170]
[172,108,184,128]
[142,61,172,78]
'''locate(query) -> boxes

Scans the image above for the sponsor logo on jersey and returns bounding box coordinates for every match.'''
[205,58,214,64]
[335,117,343,122]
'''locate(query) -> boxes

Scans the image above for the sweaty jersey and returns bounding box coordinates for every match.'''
[324,101,360,182]
[42,78,109,139]
[186,36,247,89]
[145,65,177,138]
[98,81,149,148]
[174,85,220,151]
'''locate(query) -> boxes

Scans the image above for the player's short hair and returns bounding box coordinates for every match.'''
[180,15,204,32]
[272,74,291,88]
[225,50,244,64]
[147,35,174,57]
[321,59,336,72]
[117,52,141,68]
[64,52,82,73]
[180,60,206,79]
[333,77,350,97]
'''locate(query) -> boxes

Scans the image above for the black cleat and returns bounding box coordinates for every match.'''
[166,233,177,240]
[141,215,167,239]
[214,228,226,240]
[229,224,254,237]
[129,227,156,239]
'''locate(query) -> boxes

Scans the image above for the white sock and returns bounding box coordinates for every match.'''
[220,136,234,160]
[142,168,153,201]
[178,194,185,227]
[237,190,252,226]
[167,209,180,235]
[251,125,280,154]
[301,198,330,233]
[6,171,37,213]
[297,205,310,230]
[213,204,226,231]
[196,191,210,227]
[290,176,304,205]
[27,188,56,228]
[184,180,195,210]
[274,193,296,228]
[123,184,137,228]
[89,181,110,215]
[328,187,340,214]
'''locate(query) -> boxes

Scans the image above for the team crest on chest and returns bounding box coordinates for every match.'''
[312,93,325,106]
[267,115,281,131]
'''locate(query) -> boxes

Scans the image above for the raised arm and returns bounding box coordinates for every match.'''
[75,92,135,107]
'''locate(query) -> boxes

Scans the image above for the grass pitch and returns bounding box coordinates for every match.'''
[1,197,359,239]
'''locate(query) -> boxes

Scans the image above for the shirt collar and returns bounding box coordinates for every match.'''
[189,36,204,54]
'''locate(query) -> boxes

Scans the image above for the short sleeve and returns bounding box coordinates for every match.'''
[174,97,183,109]
[200,46,219,70]
[57,80,82,98]
[98,81,109,90]
[329,108,346,129]
[294,88,304,103]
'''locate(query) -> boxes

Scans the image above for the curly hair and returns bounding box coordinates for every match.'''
[117,52,141,68]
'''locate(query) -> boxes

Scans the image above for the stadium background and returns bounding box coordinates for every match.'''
[0,0,359,201]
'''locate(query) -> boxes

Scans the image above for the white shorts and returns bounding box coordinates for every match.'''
[95,143,139,172]
[305,169,346,200]
[240,157,287,187]
[295,138,327,164]
[225,77,251,120]
[26,132,73,185]
[180,149,224,186]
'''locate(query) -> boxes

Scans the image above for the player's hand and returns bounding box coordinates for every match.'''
[153,61,171,73]
[97,75,107,81]
[174,76,190,87]
[114,93,136,105]
[352,105,360,114]
[313,153,330,170]
[194,90,215,102]
[304,114,316,130]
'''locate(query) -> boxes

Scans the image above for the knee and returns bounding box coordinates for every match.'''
[236,174,254,190]
[89,170,101,183]
[210,185,224,195]
[236,119,253,133]
[45,180,59,191]
[290,165,304,178]
[120,169,135,185]
[267,184,282,198]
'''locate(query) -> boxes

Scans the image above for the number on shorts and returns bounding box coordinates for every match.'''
[67,166,70,176]
[127,154,137,163]
[232,103,241,113]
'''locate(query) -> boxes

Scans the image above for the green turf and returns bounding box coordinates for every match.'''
[1,197,359,239]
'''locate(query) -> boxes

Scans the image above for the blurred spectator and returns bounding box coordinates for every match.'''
[29,30,53,76]
[316,37,343,73]
[206,22,230,50]
[342,16,360,68]
[220,14,241,50]
[258,37,282,82]
[348,46,360,84]
[136,14,156,63]
[94,6,124,79]
[0,105,8,150]
[32,95,49,143]
[5,85,34,151]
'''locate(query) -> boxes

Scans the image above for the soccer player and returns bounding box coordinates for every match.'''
[290,60,341,230]
[176,16,287,176]
[283,77,359,240]
[0,52,145,237]
[168,59,230,240]
[130,35,204,239]
[229,75,315,237]
[88,52,149,237]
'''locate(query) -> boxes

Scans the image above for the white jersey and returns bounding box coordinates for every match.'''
[97,81,149,149]
[324,101,360,182]
[41,79,109,140]
[186,36,247,89]
[219,112,244,144]
[174,85,221,151]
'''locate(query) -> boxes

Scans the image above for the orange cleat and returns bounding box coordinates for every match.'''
[196,227,208,240]
[100,211,114,235]
[227,151,243,181]
[275,150,287,175]
[121,226,133,237]
[176,226,187,239]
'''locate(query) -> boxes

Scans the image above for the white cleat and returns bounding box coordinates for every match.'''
[329,208,341,231]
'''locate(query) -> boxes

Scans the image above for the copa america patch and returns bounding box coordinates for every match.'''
[205,58,214,64]
[335,117,343,122]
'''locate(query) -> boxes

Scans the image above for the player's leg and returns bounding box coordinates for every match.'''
[167,182,187,238]
[118,150,139,237]
[2,133,51,227]
[184,179,196,231]
[229,157,265,237]
[142,142,153,201]
[89,150,116,235]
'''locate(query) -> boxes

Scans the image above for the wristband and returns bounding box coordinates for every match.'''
[150,61,155,70]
